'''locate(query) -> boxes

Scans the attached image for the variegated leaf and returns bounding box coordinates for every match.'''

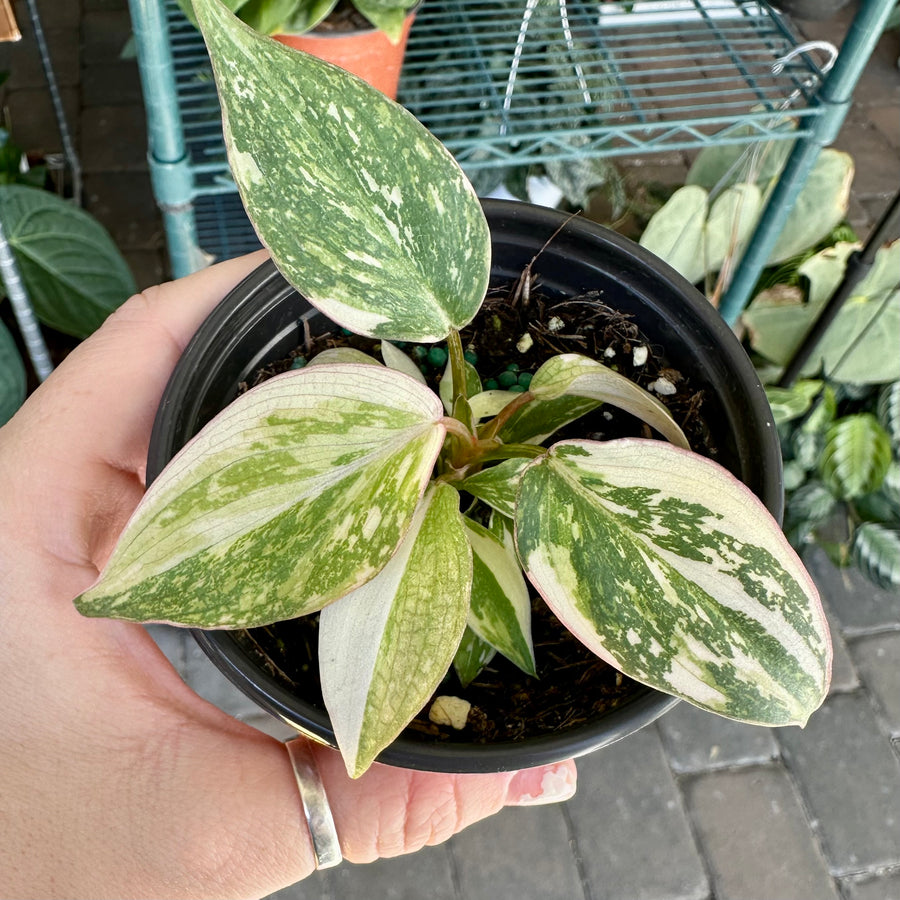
[75,364,446,627]
[463,517,535,677]
[193,0,490,342]
[307,347,380,367]
[380,340,426,384]
[439,356,482,414]
[319,483,472,777]
[469,389,519,421]
[459,457,532,519]
[453,625,497,688]
[516,439,831,726]
[820,414,893,500]
[501,354,688,448]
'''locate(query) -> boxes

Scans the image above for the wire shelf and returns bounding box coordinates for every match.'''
[399,0,826,169]
[152,0,830,265]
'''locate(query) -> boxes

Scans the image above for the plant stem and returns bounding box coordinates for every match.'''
[478,390,536,441]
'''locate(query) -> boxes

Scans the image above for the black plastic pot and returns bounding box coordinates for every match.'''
[148,199,782,773]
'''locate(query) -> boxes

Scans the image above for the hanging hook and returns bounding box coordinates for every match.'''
[771,40,838,77]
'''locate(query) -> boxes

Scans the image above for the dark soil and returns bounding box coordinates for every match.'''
[234,274,713,745]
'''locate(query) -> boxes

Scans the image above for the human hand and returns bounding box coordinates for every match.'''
[0,252,576,900]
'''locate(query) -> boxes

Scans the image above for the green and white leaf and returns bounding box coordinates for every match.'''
[453,625,497,688]
[764,380,823,426]
[459,457,532,519]
[75,363,447,627]
[193,0,490,342]
[380,340,426,384]
[307,346,381,367]
[469,389,518,421]
[439,356,481,414]
[0,320,26,426]
[463,517,535,677]
[877,381,900,450]
[502,354,688,449]
[851,523,900,593]
[0,184,136,338]
[819,414,893,500]
[319,482,471,777]
[515,439,831,726]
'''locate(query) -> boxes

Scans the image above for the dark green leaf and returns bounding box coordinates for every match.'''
[0,185,136,338]
[0,320,26,425]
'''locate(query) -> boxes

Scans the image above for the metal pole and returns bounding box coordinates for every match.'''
[777,189,900,388]
[0,217,53,381]
[25,0,83,206]
[128,0,204,277]
[719,0,898,326]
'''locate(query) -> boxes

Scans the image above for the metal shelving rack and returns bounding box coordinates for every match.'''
[127,0,895,320]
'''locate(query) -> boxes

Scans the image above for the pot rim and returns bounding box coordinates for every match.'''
[148,198,781,772]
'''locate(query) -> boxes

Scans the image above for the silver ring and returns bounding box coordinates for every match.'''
[285,737,342,869]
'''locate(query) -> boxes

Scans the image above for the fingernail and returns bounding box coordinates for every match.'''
[505,763,577,806]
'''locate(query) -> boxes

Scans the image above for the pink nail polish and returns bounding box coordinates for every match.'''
[506,763,577,806]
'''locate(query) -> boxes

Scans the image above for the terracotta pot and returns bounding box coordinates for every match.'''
[272,7,416,99]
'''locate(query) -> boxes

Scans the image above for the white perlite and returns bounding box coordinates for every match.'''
[516,333,534,354]
[648,377,677,395]
[632,345,649,366]
[429,695,471,730]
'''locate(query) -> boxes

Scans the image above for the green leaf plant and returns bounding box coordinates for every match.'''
[749,240,900,594]
[75,0,832,777]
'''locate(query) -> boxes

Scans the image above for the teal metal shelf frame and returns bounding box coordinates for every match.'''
[126,0,896,319]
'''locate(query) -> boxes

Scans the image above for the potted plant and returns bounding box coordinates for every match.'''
[176,0,418,97]
[75,0,832,779]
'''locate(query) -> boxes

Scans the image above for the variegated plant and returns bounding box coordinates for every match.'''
[75,0,832,777]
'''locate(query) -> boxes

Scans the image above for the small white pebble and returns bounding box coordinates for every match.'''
[429,695,471,730]
[547,316,564,333]
[632,345,648,366]
[604,346,616,359]
[649,377,677,396]
[602,410,614,421]
[516,332,534,353]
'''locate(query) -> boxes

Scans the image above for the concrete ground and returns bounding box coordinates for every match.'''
[1,1,898,898]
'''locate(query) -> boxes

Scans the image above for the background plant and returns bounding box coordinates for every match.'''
[76,0,831,778]
[176,0,414,41]
[0,115,136,424]
[744,239,900,592]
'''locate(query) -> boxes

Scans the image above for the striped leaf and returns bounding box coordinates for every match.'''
[764,380,823,426]
[193,0,490,342]
[877,382,900,450]
[453,626,497,688]
[319,483,471,777]
[515,439,831,726]
[820,414,893,500]
[851,523,900,593]
[501,354,688,448]
[459,457,531,519]
[75,363,446,627]
[464,517,535,677]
